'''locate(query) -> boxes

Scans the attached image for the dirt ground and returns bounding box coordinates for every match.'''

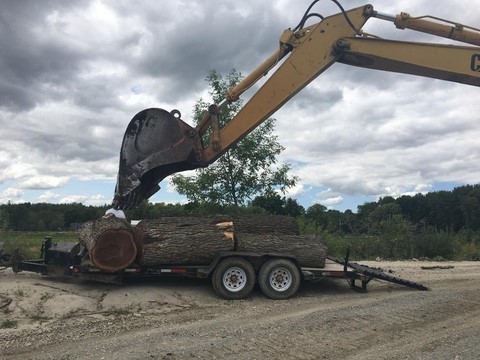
[1,260,479,360]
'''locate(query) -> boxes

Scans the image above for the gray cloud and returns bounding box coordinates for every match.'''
[0,0,479,208]
[0,1,90,111]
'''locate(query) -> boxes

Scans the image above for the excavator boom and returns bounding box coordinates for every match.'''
[113,2,480,210]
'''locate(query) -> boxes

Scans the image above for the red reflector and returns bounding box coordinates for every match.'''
[171,268,187,273]
[135,268,142,273]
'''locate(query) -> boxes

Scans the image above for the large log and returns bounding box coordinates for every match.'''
[138,216,235,265]
[77,214,326,271]
[77,216,138,272]
[235,233,327,268]
[138,215,233,244]
[233,215,299,235]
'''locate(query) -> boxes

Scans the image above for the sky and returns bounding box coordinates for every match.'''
[1,0,480,213]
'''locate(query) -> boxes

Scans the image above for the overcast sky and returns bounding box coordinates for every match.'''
[1,0,480,212]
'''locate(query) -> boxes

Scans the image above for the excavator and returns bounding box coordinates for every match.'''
[112,1,480,210]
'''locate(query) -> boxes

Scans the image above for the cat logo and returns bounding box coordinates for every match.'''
[472,54,480,72]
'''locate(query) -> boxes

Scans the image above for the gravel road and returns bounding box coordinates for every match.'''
[1,260,479,359]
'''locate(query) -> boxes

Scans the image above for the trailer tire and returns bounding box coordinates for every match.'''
[259,258,300,300]
[212,257,255,300]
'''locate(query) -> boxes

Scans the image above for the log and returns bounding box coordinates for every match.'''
[138,216,235,265]
[77,214,326,271]
[78,216,138,272]
[233,215,299,235]
[139,215,233,244]
[421,265,454,270]
[235,233,327,268]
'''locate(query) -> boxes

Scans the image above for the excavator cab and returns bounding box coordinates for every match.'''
[113,108,205,210]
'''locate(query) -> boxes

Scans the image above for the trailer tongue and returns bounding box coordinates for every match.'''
[344,260,429,292]
[305,256,429,292]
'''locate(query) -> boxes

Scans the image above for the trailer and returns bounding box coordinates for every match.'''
[11,236,428,300]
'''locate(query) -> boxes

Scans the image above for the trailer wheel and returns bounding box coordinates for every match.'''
[259,258,300,300]
[212,257,255,300]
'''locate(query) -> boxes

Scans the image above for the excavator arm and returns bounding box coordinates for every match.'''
[113,2,480,210]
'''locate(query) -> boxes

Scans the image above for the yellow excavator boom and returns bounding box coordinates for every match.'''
[113,2,480,210]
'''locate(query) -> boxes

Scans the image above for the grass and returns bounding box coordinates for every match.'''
[29,315,51,323]
[109,306,132,316]
[14,288,26,297]
[0,231,78,260]
[0,319,18,329]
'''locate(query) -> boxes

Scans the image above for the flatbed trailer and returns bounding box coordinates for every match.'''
[12,237,428,300]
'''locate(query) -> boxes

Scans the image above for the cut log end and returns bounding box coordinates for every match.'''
[78,217,138,272]
[92,229,137,272]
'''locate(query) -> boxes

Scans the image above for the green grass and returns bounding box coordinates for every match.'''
[110,307,132,316]
[0,319,18,329]
[0,231,78,260]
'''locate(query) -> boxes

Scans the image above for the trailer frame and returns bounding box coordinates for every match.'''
[11,236,428,299]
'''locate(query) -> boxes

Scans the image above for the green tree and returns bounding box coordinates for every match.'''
[172,69,298,206]
[251,191,305,217]
[304,204,328,233]
[396,193,428,224]
[0,208,9,231]
[251,192,285,215]
[426,190,463,231]
[284,198,305,218]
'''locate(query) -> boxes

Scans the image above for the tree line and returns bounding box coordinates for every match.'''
[253,184,480,260]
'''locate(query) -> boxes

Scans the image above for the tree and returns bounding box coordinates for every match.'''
[303,204,329,233]
[0,208,9,231]
[396,193,428,224]
[172,69,298,206]
[426,190,463,231]
[251,191,305,217]
[284,198,305,218]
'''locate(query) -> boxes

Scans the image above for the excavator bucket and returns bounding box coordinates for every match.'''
[113,108,205,210]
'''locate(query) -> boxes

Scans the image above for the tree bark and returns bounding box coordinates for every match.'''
[77,216,138,272]
[235,233,327,268]
[137,216,234,265]
[233,215,299,235]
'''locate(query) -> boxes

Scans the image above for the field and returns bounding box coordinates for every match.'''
[0,231,78,260]
[1,259,479,359]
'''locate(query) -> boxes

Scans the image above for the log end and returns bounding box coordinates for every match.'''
[92,229,137,272]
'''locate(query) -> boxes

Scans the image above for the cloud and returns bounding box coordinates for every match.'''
[38,191,61,203]
[58,194,108,206]
[283,183,307,198]
[0,0,478,210]
[37,191,109,207]
[321,196,343,206]
[314,188,344,208]
[0,188,25,204]
[19,176,69,190]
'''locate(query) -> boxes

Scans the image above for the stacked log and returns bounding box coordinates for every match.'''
[77,214,327,271]
[137,216,234,265]
[235,234,327,267]
[232,215,299,235]
[232,214,326,267]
